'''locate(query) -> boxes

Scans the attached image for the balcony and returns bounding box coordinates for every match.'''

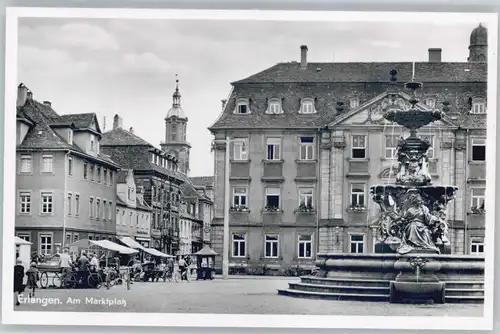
[262,160,284,182]
[295,160,317,182]
[347,158,370,178]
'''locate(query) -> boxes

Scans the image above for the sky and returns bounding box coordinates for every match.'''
[17,17,483,176]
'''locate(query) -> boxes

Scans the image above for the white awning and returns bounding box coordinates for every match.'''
[15,236,32,245]
[90,240,138,255]
[143,248,174,258]
[118,236,146,250]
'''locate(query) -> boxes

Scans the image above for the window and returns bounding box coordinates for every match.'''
[90,165,95,181]
[351,183,365,207]
[265,187,280,209]
[103,200,107,220]
[128,187,133,200]
[68,130,73,145]
[471,138,486,161]
[103,170,108,185]
[90,136,95,151]
[97,167,101,183]
[232,233,246,257]
[352,135,366,159]
[67,193,72,216]
[350,234,365,253]
[41,192,53,214]
[471,188,485,211]
[89,197,94,218]
[109,171,113,185]
[233,140,248,161]
[301,100,314,114]
[75,194,80,216]
[19,192,31,213]
[42,155,53,173]
[298,188,314,208]
[350,98,360,108]
[88,234,94,241]
[265,234,279,258]
[17,234,30,242]
[20,155,32,173]
[39,234,52,255]
[470,238,484,255]
[385,135,399,159]
[232,187,247,207]
[425,98,436,109]
[73,233,79,242]
[471,98,486,114]
[83,162,88,179]
[108,202,112,221]
[171,124,177,141]
[299,137,314,160]
[67,156,73,176]
[267,99,282,114]
[96,199,101,219]
[298,234,312,258]
[65,233,71,246]
[235,101,249,114]
[117,209,121,225]
[421,135,434,159]
[266,138,281,160]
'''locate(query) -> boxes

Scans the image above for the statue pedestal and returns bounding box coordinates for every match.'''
[391,253,445,304]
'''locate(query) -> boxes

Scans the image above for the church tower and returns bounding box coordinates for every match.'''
[468,23,487,62]
[161,76,191,175]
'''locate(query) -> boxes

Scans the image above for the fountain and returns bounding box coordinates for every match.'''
[278,74,485,304]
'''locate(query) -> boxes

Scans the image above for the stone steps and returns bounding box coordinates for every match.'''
[280,277,485,304]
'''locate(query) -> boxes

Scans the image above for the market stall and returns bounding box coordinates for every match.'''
[192,245,217,280]
[14,236,32,272]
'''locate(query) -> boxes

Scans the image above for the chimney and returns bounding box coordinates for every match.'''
[16,83,28,107]
[428,48,442,62]
[129,127,134,134]
[113,114,123,130]
[300,45,308,69]
[43,101,51,107]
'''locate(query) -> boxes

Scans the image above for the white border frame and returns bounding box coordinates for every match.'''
[2,7,498,331]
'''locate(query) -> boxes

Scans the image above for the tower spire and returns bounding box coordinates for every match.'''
[173,74,181,107]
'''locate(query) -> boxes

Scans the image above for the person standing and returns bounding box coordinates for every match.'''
[13,259,25,306]
[59,248,73,279]
[178,256,187,280]
[26,262,38,298]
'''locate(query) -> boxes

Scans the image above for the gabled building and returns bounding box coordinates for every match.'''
[190,176,215,245]
[115,169,152,247]
[208,25,488,273]
[100,115,184,255]
[15,84,121,255]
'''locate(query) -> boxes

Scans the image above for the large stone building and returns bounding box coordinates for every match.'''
[15,84,120,255]
[115,169,152,247]
[100,116,183,254]
[209,25,488,272]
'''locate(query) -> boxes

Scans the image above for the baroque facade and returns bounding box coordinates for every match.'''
[15,84,120,255]
[209,25,488,272]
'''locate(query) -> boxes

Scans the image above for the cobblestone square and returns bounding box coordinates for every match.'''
[16,277,483,316]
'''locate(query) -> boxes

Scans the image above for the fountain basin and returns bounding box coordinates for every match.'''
[390,281,445,304]
[278,253,484,304]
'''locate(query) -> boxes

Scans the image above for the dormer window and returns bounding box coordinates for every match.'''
[350,98,360,109]
[471,97,486,114]
[68,130,73,145]
[90,138,95,151]
[266,98,283,114]
[234,98,250,114]
[425,98,436,109]
[150,153,155,163]
[300,99,315,114]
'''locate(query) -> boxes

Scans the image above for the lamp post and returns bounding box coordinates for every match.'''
[222,137,245,280]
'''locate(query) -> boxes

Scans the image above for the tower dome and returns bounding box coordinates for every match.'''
[468,24,488,62]
[166,76,187,120]
[470,23,487,46]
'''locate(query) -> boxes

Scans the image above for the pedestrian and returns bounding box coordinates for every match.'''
[26,262,38,298]
[13,259,25,306]
[58,248,73,279]
[178,256,187,280]
[89,253,99,272]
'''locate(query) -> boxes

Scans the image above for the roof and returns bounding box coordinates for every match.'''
[136,198,151,211]
[193,245,217,256]
[116,197,127,206]
[179,172,204,200]
[101,127,152,146]
[57,113,100,132]
[234,62,487,84]
[210,61,487,131]
[190,176,214,188]
[17,97,121,167]
[116,170,129,183]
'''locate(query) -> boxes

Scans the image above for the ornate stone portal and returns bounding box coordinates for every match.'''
[371,78,458,303]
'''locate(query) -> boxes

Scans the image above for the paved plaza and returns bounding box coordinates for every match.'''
[15,277,483,316]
